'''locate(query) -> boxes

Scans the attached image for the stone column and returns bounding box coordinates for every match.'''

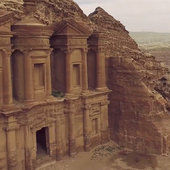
[65,50,72,94]
[0,54,3,105]
[56,115,62,160]
[32,132,37,162]
[24,51,34,101]
[82,48,88,91]
[5,116,18,170]
[46,50,52,97]
[25,126,34,170]
[83,104,91,151]
[3,50,13,105]
[48,123,56,158]
[68,100,76,156]
[100,100,110,143]
[96,48,107,90]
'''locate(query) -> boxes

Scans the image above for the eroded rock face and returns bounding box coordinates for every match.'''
[89,7,170,154]
[0,0,92,26]
[1,0,170,154]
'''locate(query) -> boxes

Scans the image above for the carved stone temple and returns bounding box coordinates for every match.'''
[1,0,170,170]
[0,2,110,170]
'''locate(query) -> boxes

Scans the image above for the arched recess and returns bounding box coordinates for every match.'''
[87,50,97,90]
[11,50,25,101]
[51,50,66,94]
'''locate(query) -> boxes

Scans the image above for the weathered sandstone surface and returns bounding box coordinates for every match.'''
[0,0,170,155]
[89,7,170,154]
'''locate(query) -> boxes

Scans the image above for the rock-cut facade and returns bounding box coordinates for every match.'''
[0,0,170,170]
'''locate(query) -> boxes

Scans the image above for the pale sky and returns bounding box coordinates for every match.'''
[75,0,170,33]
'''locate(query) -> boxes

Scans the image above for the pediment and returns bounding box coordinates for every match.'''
[54,20,91,36]
[15,15,46,26]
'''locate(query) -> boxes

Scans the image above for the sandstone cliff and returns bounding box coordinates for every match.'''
[1,0,170,154]
[88,7,170,154]
[0,0,92,26]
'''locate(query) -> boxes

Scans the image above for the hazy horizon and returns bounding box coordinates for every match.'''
[75,0,170,33]
[130,31,170,33]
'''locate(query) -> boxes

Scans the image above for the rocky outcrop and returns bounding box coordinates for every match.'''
[89,7,170,154]
[1,0,170,154]
[0,0,92,27]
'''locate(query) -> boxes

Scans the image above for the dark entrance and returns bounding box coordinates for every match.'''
[36,127,49,158]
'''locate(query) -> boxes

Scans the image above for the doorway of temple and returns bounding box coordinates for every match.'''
[36,127,49,159]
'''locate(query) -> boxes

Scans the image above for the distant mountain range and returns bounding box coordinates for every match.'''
[130,32,170,69]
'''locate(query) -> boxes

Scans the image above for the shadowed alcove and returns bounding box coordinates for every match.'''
[11,50,25,101]
[87,50,97,90]
[51,50,66,96]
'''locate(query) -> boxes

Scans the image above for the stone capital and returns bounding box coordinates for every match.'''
[12,48,30,56]
[4,116,19,132]
[100,100,110,106]
[97,47,106,53]
[60,47,73,54]
[83,104,91,110]
[4,123,19,132]
[46,48,53,55]
[1,49,12,57]
[82,48,88,53]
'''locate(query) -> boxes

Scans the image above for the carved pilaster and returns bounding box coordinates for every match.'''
[2,49,13,105]
[100,99,110,143]
[82,48,88,91]
[56,115,63,160]
[4,116,19,170]
[67,100,77,156]
[23,50,34,102]
[65,50,73,94]
[88,31,107,91]
[96,47,107,90]
[83,104,91,151]
[48,122,56,158]
[0,54,3,105]
[24,126,34,170]
[46,49,53,97]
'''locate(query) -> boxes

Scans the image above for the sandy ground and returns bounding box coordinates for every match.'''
[36,142,170,170]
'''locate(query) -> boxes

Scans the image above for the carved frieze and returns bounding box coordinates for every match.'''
[68,38,86,46]
[89,103,100,117]
[16,102,64,129]
[13,37,50,50]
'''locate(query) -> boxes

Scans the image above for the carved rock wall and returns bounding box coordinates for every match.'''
[0,115,8,170]
[0,0,170,157]
[0,91,109,169]
[89,7,170,154]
